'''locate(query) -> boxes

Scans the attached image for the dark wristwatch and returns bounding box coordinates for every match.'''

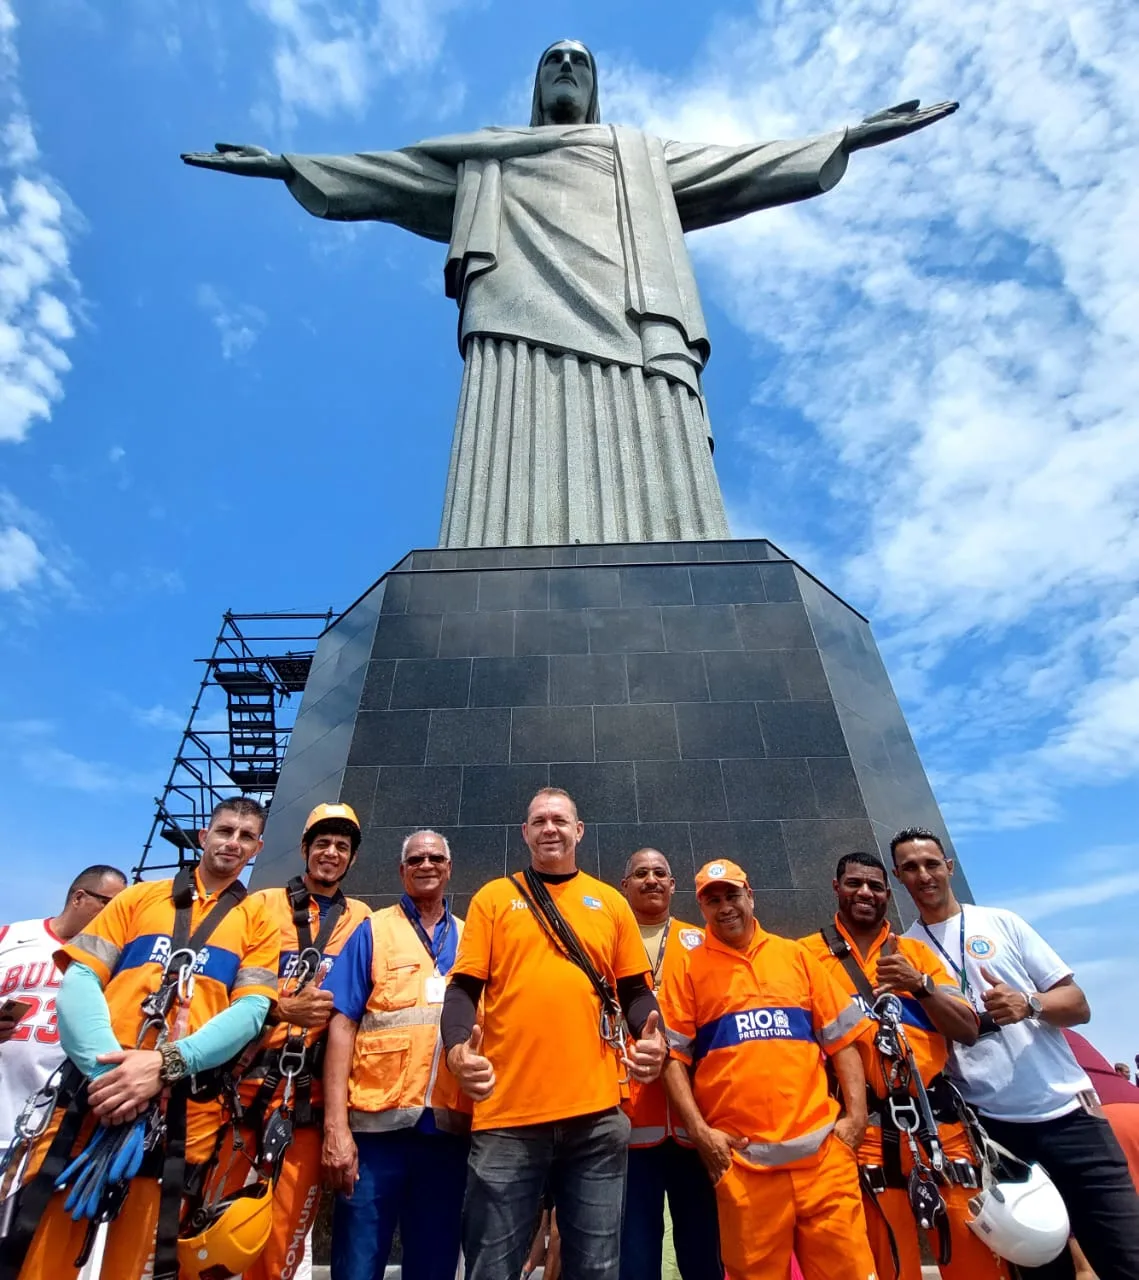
[913,973,936,1000]
[158,1042,188,1084]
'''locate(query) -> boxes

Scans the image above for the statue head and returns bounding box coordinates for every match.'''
[531,40,600,126]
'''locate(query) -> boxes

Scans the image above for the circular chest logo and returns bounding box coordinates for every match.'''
[966,935,996,960]
[678,929,704,951]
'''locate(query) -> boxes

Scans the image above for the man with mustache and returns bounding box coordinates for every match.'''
[659,860,877,1280]
[618,848,720,1280]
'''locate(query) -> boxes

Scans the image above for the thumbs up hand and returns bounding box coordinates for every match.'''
[624,1009,668,1084]
[447,1023,497,1101]
[873,933,925,997]
[979,966,1032,1026]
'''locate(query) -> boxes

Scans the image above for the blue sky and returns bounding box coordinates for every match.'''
[1,0,1136,1062]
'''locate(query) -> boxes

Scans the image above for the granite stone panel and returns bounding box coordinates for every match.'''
[477,569,550,612]
[470,656,550,707]
[807,757,865,819]
[780,650,831,701]
[360,660,396,711]
[596,823,694,887]
[595,704,678,761]
[409,571,479,615]
[756,888,838,940]
[585,607,666,654]
[662,605,742,652]
[757,701,847,757]
[459,764,551,825]
[734,602,814,650]
[348,710,430,767]
[438,611,516,658]
[549,567,621,609]
[722,758,819,821]
[372,766,462,827]
[379,573,411,615]
[550,762,638,824]
[502,547,554,568]
[687,821,793,889]
[758,562,803,603]
[705,652,789,702]
[618,565,694,607]
[514,609,589,656]
[690,563,766,605]
[550,654,628,706]
[339,766,380,830]
[511,706,595,763]
[627,652,709,704]
[676,702,766,760]
[635,760,728,822]
[426,708,511,766]
[390,658,472,710]
[371,614,443,660]
[696,543,728,561]
[781,818,879,888]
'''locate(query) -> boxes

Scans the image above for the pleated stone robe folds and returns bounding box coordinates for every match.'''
[283,123,849,547]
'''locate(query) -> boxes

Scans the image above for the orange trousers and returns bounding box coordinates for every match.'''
[716,1134,878,1280]
[859,1120,1008,1280]
[15,1101,221,1280]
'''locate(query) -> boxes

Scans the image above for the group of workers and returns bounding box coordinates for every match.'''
[2,787,1139,1280]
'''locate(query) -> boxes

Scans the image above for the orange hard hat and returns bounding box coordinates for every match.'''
[302,802,361,841]
[178,1185,273,1279]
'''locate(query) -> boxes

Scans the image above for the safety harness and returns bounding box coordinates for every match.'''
[509,869,631,1080]
[819,924,981,1275]
[0,866,246,1280]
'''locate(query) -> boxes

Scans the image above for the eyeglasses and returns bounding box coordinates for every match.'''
[630,868,671,880]
[403,854,449,867]
[81,889,115,906]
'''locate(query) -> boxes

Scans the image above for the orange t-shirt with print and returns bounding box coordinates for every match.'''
[453,870,649,1131]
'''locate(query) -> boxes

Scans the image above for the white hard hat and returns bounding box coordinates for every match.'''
[966,1141,1069,1267]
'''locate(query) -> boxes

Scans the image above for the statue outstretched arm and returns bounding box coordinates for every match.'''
[182,141,458,243]
[667,98,957,234]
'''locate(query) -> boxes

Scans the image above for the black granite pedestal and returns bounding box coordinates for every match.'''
[249,540,969,933]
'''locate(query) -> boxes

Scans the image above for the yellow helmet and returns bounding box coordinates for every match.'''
[178,1186,273,1280]
[302,802,361,842]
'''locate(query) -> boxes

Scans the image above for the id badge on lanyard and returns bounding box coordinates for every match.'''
[424,976,447,1004]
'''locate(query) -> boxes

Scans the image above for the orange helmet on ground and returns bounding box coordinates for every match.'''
[178,1185,273,1280]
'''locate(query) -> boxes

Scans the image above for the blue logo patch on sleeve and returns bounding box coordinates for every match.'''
[583,896,603,910]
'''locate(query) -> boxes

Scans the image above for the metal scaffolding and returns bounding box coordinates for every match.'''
[134,609,333,880]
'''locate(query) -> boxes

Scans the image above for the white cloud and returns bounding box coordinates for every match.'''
[131,702,186,732]
[0,522,43,590]
[196,283,267,360]
[0,487,71,604]
[247,0,467,122]
[605,0,1139,832]
[1,719,154,794]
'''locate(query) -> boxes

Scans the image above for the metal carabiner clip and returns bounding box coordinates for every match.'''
[291,947,322,992]
[888,1094,921,1134]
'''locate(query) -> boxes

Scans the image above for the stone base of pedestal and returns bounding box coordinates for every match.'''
[251,539,968,930]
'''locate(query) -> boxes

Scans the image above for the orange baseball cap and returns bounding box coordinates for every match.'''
[695,859,751,896]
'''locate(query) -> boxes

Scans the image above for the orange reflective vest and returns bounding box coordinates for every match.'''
[347,904,471,1134]
[624,918,705,1147]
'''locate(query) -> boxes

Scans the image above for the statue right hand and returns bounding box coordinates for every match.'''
[180,142,290,179]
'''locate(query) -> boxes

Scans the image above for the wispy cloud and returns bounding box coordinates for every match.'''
[246,0,468,123]
[0,488,73,606]
[1,719,154,794]
[606,0,1139,834]
[196,284,266,360]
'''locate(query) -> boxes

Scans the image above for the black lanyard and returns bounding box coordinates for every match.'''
[920,910,974,1003]
[647,919,671,985]
[401,899,451,967]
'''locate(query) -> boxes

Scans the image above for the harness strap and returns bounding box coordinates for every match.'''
[152,1081,190,1280]
[820,924,877,1005]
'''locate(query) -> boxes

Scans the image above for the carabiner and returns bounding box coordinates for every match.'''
[888,1094,921,1134]
[291,947,322,992]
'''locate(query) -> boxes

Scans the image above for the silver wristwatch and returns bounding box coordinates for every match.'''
[158,1042,188,1083]
[1025,993,1044,1019]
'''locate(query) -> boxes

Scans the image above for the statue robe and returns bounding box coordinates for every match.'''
[284,124,848,547]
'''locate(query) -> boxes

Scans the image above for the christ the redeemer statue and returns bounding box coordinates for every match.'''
[184,41,955,549]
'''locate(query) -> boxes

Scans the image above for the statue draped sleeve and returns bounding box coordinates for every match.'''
[282,148,459,243]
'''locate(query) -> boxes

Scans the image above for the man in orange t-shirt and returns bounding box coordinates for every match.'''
[659,859,877,1280]
[799,850,1007,1280]
[441,787,669,1280]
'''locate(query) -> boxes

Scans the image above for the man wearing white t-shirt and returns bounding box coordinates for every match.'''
[0,864,127,1153]
[894,827,1139,1280]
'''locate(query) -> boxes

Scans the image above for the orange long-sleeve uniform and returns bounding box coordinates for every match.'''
[13,872,279,1280]
[800,917,1010,1280]
[624,918,705,1147]
[659,921,878,1280]
[231,885,370,1280]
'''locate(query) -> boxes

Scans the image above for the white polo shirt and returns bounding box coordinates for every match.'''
[902,904,1091,1122]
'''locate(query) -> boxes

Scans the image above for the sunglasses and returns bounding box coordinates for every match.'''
[81,889,115,906]
[403,853,449,867]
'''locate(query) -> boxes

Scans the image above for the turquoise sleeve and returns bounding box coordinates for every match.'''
[56,963,122,1079]
[175,995,270,1075]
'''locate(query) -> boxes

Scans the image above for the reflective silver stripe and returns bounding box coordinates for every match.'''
[629,1125,667,1146]
[69,933,120,974]
[360,1006,442,1033]
[818,999,865,1046]
[349,1105,470,1135]
[938,984,967,1001]
[739,1122,834,1168]
[233,966,277,992]
[666,1028,694,1055]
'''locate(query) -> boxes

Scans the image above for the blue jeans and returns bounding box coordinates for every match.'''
[620,1138,722,1280]
[463,1106,630,1280]
[331,1127,468,1280]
